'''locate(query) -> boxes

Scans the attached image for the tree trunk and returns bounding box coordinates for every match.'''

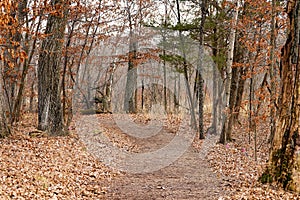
[124,5,137,113]
[124,32,137,113]
[12,0,28,123]
[174,73,179,111]
[0,74,10,137]
[268,0,278,146]
[261,1,300,193]
[37,0,68,135]
[197,0,207,139]
[29,73,36,112]
[225,66,239,140]
[233,66,247,121]
[175,0,197,130]
[163,0,168,112]
[212,47,219,133]
[211,17,222,135]
[220,0,239,144]
[62,20,76,128]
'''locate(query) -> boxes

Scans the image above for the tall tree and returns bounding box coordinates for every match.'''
[219,0,239,144]
[37,0,68,135]
[197,0,207,139]
[204,0,227,135]
[123,2,138,113]
[13,0,43,123]
[0,0,23,135]
[123,0,145,113]
[175,0,197,130]
[261,0,300,193]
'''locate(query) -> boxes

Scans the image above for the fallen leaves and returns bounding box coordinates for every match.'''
[1,113,300,199]
[0,118,119,199]
[207,119,300,199]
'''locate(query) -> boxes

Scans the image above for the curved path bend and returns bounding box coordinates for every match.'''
[76,115,225,200]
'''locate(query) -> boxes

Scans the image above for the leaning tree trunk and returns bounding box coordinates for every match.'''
[37,0,68,135]
[261,0,300,193]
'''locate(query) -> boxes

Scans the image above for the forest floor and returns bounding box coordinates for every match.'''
[0,113,299,199]
[76,114,224,199]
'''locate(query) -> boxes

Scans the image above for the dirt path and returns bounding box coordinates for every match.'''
[76,114,225,200]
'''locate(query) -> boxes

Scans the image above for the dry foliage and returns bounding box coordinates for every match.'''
[207,119,300,199]
[1,114,300,199]
[0,114,119,199]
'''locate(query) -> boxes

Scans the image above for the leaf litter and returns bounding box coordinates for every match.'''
[0,114,119,199]
[0,113,299,199]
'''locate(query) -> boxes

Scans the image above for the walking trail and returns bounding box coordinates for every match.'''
[76,114,226,200]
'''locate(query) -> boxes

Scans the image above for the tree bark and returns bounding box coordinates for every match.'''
[11,0,28,123]
[38,0,68,135]
[124,29,137,113]
[268,0,278,146]
[233,66,246,121]
[124,1,138,113]
[262,0,300,193]
[0,72,10,137]
[225,66,238,139]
